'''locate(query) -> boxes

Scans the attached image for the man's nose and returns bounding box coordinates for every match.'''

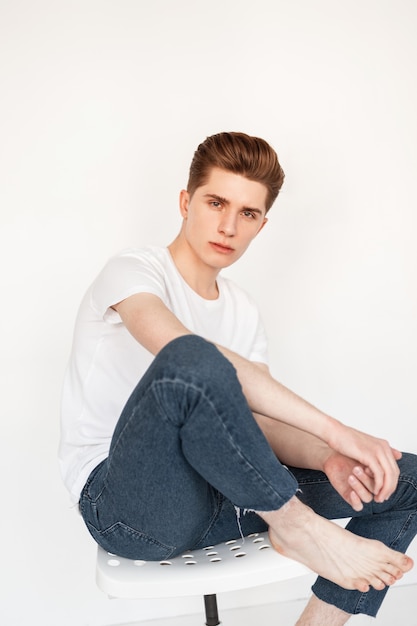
[218,212,237,236]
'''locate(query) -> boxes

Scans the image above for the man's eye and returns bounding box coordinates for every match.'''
[211,201,221,208]
[242,210,255,219]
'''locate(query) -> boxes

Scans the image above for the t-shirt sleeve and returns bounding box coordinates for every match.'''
[90,250,167,324]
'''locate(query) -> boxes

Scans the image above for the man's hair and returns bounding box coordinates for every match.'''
[187,131,285,212]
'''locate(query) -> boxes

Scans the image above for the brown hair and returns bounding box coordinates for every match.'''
[187,131,285,212]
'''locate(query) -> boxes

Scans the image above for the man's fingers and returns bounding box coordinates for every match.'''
[373,451,400,502]
[352,466,375,492]
[348,472,374,504]
[392,448,403,460]
[349,490,364,512]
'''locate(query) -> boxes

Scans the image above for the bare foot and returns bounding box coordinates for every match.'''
[258,496,413,593]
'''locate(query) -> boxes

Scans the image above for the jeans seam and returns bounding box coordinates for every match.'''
[151,378,297,507]
[192,491,225,548]
[388,510,417,550]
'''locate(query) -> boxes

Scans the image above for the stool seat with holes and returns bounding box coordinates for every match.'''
[96,531,309,625]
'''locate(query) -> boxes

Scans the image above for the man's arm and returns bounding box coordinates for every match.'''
[114,292,401,502]
[254,412,379,511]
[253,410,333,470]
[215,344,401,503]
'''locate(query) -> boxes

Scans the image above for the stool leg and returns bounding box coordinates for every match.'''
[204,594,220,626]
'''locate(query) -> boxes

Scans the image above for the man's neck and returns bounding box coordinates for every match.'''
[168,235,220,300]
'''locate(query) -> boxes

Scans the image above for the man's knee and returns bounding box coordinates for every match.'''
[154,335,236,384]
[160,334,222,364]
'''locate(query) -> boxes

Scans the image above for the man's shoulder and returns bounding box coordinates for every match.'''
[100,246,170,275]
[112,245,167,263]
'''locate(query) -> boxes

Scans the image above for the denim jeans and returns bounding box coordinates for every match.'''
[80,335,417,617]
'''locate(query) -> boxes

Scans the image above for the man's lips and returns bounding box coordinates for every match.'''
[209,242,235,254]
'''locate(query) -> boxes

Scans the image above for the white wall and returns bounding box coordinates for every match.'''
[1,1,416,624]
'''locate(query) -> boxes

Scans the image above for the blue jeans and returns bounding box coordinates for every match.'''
[80,335,417,617]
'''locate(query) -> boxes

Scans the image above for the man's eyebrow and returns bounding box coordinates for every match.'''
[203,193,264,214]
[203,193,230,205]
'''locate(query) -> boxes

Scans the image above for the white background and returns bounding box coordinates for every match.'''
[1,1,416,624]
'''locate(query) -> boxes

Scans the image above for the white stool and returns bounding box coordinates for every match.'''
[96,531,310,625]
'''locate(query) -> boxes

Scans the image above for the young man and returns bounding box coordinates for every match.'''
[60,132,417,625]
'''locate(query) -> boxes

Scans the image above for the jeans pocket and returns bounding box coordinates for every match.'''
[90,520,177,561]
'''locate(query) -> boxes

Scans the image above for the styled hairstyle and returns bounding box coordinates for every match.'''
[187,131,285,212]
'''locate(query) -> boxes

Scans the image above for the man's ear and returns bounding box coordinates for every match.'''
[179,190,190,218]
[256,217,268,235]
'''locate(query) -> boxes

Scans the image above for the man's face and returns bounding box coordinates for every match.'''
[179,167,268,270]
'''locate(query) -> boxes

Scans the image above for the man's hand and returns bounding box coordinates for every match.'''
[323,452,374,511]
[326,421,402,504]
[323,449,402,511]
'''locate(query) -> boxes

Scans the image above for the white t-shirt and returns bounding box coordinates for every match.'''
[59,246,269,504]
